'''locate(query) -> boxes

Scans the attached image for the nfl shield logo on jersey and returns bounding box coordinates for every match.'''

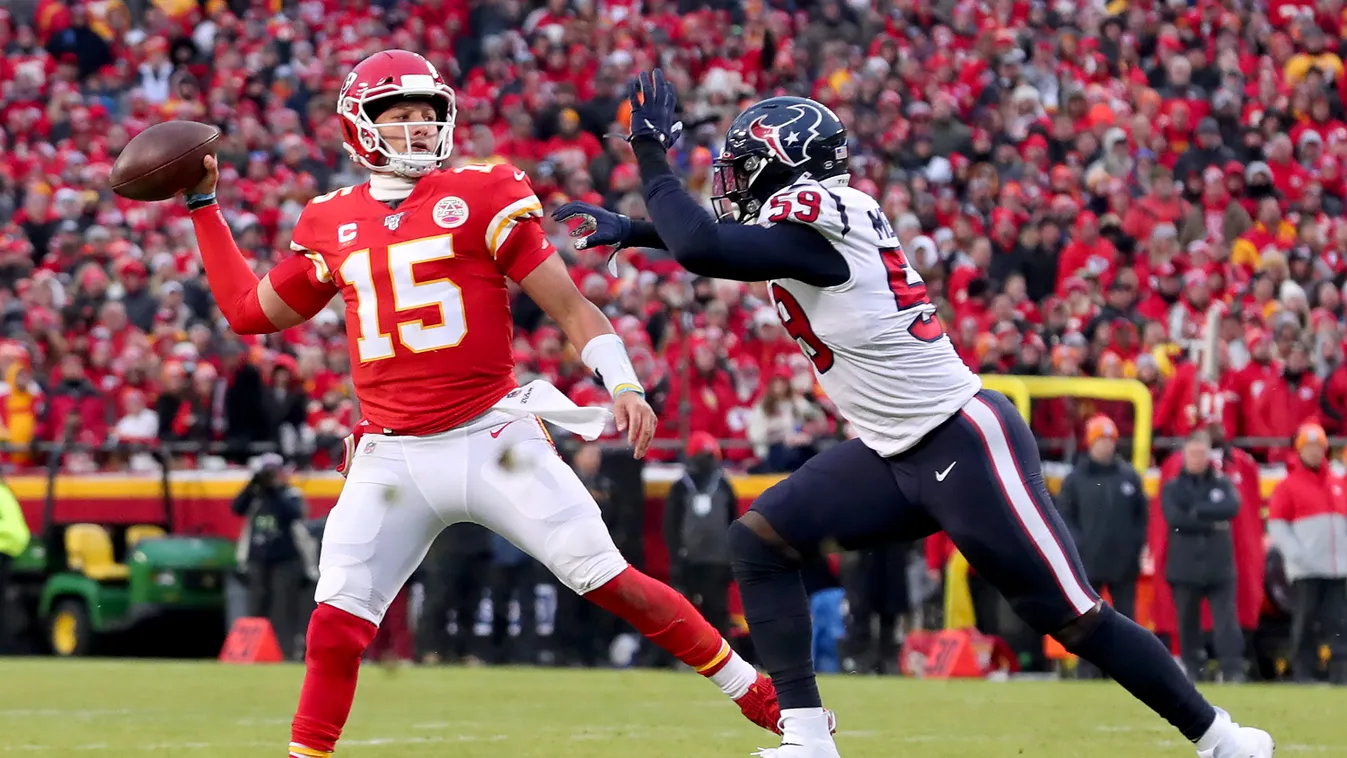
[384,212,404,231]
[433,196,470,229]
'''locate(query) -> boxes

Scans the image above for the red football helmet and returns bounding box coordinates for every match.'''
[337,49,457,177]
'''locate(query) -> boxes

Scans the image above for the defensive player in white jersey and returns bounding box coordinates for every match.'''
[556,70,1276,758]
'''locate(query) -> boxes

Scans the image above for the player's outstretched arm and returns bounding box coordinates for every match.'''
[186,156,337,334]
[518,254,656,458]
[624,71,847,287]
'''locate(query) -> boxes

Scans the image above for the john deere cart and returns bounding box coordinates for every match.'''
[9,441,235,657]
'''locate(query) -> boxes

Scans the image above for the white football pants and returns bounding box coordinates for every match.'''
[314,410,628,625]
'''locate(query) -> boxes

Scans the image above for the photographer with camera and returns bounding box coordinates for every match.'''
[232,453,318,660]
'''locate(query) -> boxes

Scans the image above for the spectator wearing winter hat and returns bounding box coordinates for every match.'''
[1056,212,1118,295]
[42,354,108,448]
[1257,342,1323,464]
[663,431,737,639]
[1174,118,1237,182]
[115,258,158,332]
[1123,167,1188,244]
[219,343,269,464]
[1267,421,1347,684]
[1057,415,1148,640]
[1284,26,1344,85]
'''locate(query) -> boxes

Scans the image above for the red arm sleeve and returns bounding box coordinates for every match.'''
[191,205,337,332]
[189,205,279,335]
[269,254,339,319]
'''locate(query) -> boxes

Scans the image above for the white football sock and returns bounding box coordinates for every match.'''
[1195,708,1236,752]
[709,648,757,700]
[780,707,832,741]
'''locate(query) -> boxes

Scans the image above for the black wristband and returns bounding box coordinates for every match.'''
[185,191,218,212]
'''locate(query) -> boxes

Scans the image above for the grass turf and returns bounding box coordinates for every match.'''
[1,660,1343,756]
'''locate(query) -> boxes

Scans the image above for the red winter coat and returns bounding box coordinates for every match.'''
[1227,360,1280,440]
[1149,449,1266,644]
[1322,363,1347,435]
[42,380,108,443]
[659,368,737,441]
[1056,237,1118,293]
[1155,363,1237,438]
[1257,372,1324,463]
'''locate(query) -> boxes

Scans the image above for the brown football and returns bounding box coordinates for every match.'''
[110,120,221,202]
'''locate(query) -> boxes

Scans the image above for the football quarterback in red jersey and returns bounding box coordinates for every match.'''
[183,50,782,758]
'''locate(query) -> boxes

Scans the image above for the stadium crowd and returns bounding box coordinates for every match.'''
[3,0,1347,473]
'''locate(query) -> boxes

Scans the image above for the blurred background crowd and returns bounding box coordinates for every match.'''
[7,0,1347,473]
[0,0,1345,685]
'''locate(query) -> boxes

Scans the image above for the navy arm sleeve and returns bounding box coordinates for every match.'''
[627,220,667,250]
[633,140,849,287]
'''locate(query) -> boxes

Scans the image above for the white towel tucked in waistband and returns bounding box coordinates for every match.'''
[491,379,612,441]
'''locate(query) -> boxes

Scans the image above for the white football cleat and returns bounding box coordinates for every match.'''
[1196,709,1275,758]
[752,709,842,758]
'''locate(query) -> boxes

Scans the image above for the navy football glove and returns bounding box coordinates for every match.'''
[552,201,633,251]
[627,69,683,150]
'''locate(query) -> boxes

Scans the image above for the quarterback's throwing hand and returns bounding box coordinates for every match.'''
[613,391,657,459]
[191,154,219,196]
[627,69,682,150]
[552,201,632,250]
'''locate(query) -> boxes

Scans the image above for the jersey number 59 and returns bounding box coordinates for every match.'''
[880,245,944,343]
[771,283,834,373]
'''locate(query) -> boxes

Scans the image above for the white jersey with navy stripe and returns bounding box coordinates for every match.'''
[758,180,982,457]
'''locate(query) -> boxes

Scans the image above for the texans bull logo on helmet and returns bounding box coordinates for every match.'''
[712,96,849,222]
[746,103,828,168]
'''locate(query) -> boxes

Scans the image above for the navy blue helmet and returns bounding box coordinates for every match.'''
[711,96,849,222]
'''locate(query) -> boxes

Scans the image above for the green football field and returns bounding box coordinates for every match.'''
[1,660,1344,757]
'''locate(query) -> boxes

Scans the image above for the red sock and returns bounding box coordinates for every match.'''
[291,603,378,753]
[585,566,732,676]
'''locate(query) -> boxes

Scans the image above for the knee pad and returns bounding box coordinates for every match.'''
[314,556,388,625]
[729,518,799,574]
[540,511,628,594]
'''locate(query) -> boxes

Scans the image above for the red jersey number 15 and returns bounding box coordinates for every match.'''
[340,234,467,362]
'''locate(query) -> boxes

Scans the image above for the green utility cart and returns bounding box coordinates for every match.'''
[8,441,236,657]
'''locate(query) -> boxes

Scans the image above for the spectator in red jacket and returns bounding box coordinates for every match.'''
[42,353,108,445]
[660,335,737,443]
[736,307,797,374]
[1259,343,1323,463]
[1056,212,1118,294]
[1321,351,1347,435]
[1123,166,1187,244]
[1266,422,1347,684]
[1228,330,1280,441]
